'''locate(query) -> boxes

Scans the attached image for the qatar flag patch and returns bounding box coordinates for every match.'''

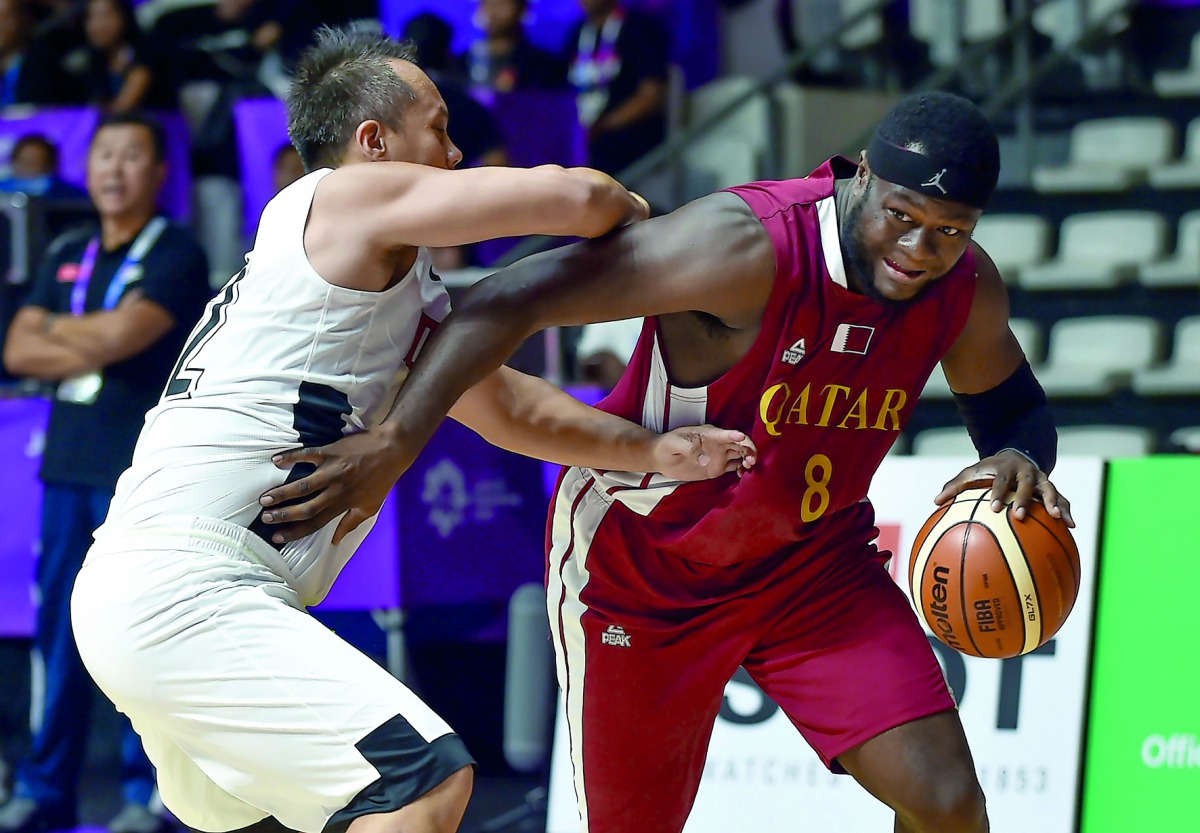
[831,323,874,355]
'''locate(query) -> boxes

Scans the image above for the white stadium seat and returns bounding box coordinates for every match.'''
[1147,118,1200,190]
[911,426,977,457]
[1034,316,1164,397]
[1132,317,1200,396]
[1031,117,1174,193]
[1057,425,1155,457]
[1137,211,1200,288]
[1154,32,1200,97]
[1168,426,1200,452]
[970,214,1052,286]
[1020,211,1167,291]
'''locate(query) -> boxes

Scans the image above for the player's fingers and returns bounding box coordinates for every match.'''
[331,508,374,546]
[264,510,340,544]
[987,472,1011,513]
[259,467,338,508]
[1038,480,1076,528]
[935,465,991,505]
[271,447,324,469]
[1009,468,1039,521]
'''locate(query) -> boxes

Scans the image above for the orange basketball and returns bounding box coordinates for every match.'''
[908,487,1080,658]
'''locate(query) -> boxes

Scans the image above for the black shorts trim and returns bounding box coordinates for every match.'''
[325,715,475,831]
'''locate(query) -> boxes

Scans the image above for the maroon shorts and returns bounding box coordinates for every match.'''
[546,469,954,833]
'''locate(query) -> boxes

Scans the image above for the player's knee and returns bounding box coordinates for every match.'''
[433,766,474,833]
[907,773,987,833]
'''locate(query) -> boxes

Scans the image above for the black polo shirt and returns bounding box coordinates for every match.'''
[22,221,211,489]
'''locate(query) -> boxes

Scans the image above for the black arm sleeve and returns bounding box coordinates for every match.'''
[952,360,1057,474]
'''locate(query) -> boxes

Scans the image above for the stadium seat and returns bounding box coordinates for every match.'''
[1057,425,1155,457]
[1137,210,1200,288]
[1020,211,1167,291]
[1031,117,1174,193]
[909,0,1006,67]
[1011,318,1045,366]
[969,214,1052,286]
[1153,32,1200,97]
[684,77,767,190]
[1131,317,1200,396]
[1168,426,1200,452]
[1146,117,1200,190]
[911,426,977,457]
[1034,316,1164,397]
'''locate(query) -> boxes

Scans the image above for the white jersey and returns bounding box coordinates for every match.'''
[99,168,451,605]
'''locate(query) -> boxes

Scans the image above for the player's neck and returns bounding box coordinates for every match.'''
[100,209,156,250]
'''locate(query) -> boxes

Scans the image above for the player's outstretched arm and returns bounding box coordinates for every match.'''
[937,244,1073,527]
[257,366,756,544]
[317,161,649,253]
[258,193,774,541]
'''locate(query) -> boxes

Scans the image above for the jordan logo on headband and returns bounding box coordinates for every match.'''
[921,168,948,194]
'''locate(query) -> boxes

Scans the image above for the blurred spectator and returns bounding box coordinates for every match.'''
[271,140,304,194]
[0,112,211,833]
[0,133,88,199]
[73,0,170,112]
[403,11,507,167]
[567,0,668,176]
[0,0,64,106]
[468,0,568,93]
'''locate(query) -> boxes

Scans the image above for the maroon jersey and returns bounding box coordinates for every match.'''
[580,157,977,566]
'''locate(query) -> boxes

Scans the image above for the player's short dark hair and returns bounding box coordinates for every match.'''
[93,111,167,162]
[288,26,419,172]
[870,91,1000,208]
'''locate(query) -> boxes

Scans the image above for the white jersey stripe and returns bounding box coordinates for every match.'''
[548,467,611,833]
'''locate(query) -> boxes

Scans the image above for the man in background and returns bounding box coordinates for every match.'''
[1,112,211,833]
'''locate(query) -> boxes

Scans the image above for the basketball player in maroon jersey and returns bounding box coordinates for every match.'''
[260,92,1076,833]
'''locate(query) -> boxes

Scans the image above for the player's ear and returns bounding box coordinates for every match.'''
[354,121,387,161]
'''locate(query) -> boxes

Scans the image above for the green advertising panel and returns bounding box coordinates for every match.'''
[1081,457,1200,832]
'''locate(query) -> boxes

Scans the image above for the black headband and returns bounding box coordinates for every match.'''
[867,132,994,209]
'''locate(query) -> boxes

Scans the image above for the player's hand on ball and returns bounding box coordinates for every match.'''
[934,449,1074,527]
[258,427,416,545]
[652,425,756,481]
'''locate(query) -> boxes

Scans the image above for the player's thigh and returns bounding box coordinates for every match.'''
[743,547,955,771]
[547,481,742,833]
[136,721,268,833]
[74,548,473,833]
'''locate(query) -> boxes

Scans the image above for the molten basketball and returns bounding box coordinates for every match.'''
[909,487,1080,658]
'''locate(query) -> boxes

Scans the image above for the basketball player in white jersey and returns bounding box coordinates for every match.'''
[68,27,755,833]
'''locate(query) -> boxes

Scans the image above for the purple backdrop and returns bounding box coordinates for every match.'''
[0,107,192,220]
[0,396,47,637]
[380,0,719,87]
[232,98,289,239]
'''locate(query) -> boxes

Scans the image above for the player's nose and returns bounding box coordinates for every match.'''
[447,140,463,169]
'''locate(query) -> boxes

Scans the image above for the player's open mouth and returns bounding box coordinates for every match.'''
[883,258,924,280]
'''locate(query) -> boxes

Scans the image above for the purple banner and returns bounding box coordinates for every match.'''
[0,107,192,220]
[393,418,546,609]
[0,396,48,638]
[232,98,289,239]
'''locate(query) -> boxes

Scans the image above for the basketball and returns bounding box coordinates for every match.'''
[908,487,1080,659]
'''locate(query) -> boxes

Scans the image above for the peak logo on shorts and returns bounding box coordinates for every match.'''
[601,625,632,647]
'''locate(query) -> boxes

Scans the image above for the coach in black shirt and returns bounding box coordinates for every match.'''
[0,113,210,833]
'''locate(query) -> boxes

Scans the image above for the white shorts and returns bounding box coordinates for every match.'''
[71,517,473,833]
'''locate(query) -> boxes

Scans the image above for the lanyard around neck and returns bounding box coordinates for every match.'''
[577,10,625,60]
[69,216,168,316]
